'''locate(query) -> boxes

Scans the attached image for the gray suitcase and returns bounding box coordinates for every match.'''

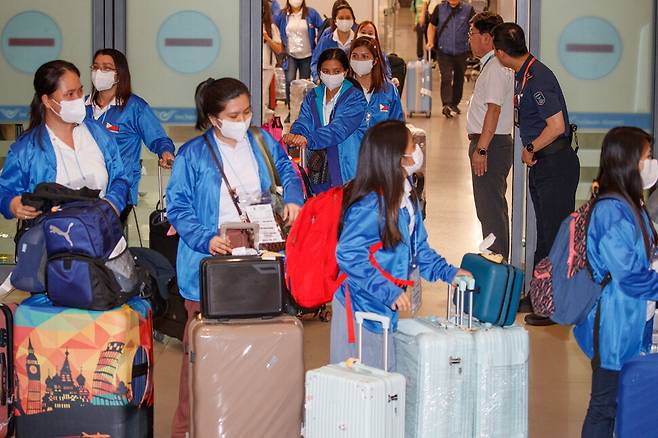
[406,51,432,118]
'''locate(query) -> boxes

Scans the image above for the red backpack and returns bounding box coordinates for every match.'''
[285,187,346,309]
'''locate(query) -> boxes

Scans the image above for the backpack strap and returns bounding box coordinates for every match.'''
[249,127,281,193]
[203,133,247,221]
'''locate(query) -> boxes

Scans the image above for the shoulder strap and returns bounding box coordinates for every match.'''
[436,3,458,41]
[249,127,281,193]
[202,133,245,219]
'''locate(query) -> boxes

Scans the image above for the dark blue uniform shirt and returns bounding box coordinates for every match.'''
[515,55,570,145]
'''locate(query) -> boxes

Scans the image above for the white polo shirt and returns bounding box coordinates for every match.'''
[332,29,354,51]
[466,50,514,135]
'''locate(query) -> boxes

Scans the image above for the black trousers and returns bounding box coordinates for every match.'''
[468,135,513,260]
[581,365,619,438]
[437,51,468,107]
[528,145,580,266]
[415,23,427,60]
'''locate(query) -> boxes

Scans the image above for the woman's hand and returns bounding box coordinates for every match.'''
[451,268,474,285]
[391,291,411,312]
[10,196,40,220]
[209,235,232,256]
[159,151,175,169]
[283,203,301,225]
[282,134,307,148]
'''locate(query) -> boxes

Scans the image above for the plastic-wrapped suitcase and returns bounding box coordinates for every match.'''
[406,124,427,218]
[616,353,658,437]
[395,281,528,438]
[290,79,315,124]
[406,51,432,118]
[0,304,15,437]
[188,315,304,438]
[13,295,154,437]
[274,66,287,101]
[304,312,406,438]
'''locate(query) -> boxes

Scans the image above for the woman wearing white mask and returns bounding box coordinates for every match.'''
[284,48,367,194]
[168,77,303,437]
[310,1,356,82]
[348,36,404,128]
[0,60,129,221]
[355,20,395,83]
[86,49,175,222]
[574,127,658,437]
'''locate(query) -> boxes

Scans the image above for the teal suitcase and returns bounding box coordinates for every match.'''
[459,254,523,326]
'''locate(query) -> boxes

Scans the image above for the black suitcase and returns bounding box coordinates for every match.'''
[200,256,285,319]
[388,53,407,96]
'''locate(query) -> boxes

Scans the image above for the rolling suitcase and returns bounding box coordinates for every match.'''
[616,353,658,437]
[406,124,427,218]
[459,253,524,326]
[406,50,432,118]
[13,295,154,437]
[0,304,15,437]
[188,315,304,438]
[304,312,406,438]
[289,79,315,124]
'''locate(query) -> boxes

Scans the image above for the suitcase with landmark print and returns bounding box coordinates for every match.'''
[12,295,154,437]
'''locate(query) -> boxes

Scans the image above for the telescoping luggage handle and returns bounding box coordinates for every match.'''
[157,165,167,222]
[446,278,476,329]
[354,311,391,372]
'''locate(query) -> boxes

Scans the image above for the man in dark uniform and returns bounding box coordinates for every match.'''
[493,23,580,326]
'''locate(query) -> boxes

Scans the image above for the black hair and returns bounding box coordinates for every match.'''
[194,77,251,131]
[342,120,415,249]
[470,12,503,36]
[28,60,80,133]
[330,0,355,31]
[91,48,132,109]
[492,22,528,57]
[317,47,349,75]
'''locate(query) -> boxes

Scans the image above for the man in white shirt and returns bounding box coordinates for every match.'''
[465,12,514,259]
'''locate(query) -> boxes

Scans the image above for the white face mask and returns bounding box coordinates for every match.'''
[336,19,353,33]
[350,59,374,76]
[641,158,658,189]
[91,69,116,92]
[320,72,345,90]
[217,116,252,141]
[403,144,424,176]
[289,0,303,8]
[51,97,86,124]
[356,32,375,40]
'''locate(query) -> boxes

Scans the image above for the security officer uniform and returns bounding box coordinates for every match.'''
[515,54,580,266]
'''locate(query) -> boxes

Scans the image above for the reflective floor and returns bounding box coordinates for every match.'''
[151,9,592,438]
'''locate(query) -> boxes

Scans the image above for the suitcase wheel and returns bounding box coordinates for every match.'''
[408,112,413,118]
[426,112,431,118]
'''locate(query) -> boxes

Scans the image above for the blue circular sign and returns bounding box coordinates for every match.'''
[157,11,220,74]
[558,17,622,80]
[1,11,62,74]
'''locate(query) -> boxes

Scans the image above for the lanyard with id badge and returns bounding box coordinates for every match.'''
[408,204,422,315]
[513,56,536,127]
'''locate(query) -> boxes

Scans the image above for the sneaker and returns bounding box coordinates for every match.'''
[518,295,533,313]
[449,104,461,115]
[442,105,453,118]
[524,313,556,326]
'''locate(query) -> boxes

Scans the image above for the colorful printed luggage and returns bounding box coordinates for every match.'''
[460,253,524,326]
[188,315,304,438]
[0,304,15,437]
[13,295,154,437]
[615,353,658,437]
[406,51,432,118]
[304,312,406,438]
[395,282,529,438]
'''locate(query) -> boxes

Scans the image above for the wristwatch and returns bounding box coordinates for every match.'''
[525,143,534,153]
[477,148,487,156]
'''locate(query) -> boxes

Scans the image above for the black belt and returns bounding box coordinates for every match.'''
[467,133,512,141]
[534,137,571,160]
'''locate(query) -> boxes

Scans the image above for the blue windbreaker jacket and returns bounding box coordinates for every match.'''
[364,82,405,128]
[276,7,324,70]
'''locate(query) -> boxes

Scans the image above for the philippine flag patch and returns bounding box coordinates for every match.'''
[105,122,119,133]
[379,104,389,112]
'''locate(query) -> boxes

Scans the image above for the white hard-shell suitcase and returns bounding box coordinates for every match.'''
[304,312,406,438]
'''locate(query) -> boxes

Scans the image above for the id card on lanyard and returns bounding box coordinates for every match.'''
[408,206,422,315]
[513,57,536,127]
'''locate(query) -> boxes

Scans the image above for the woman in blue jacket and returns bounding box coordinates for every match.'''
[331,120,472,370]
[276,0,324,107]
[355,20,395,82]
[86,48,175,219]
[168,77,303,437]
[310,1,356,82]
[0,60,129,221]
[574,127,658,437]
[283,48,367,194]
[348,36,404,128]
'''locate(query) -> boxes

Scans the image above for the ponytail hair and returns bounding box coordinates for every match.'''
[194,77,251,131]
[28,60,80,132]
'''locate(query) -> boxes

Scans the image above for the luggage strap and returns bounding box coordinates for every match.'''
[344,242,415,344]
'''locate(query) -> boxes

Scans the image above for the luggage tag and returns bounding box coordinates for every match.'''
[244,192,284,245]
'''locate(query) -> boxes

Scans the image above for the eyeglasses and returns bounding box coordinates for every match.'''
[90,65,116,72]
[468,31,481,37]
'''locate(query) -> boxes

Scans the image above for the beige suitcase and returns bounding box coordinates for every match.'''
[188,314,304,438]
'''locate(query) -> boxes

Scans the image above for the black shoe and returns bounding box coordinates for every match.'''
[450,104,461,114]
[524,313,556,326]
[518,296,533,313]
[442,105,453,118]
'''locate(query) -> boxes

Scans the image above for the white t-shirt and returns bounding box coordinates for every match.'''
[322,86,342,126]
[213,132,262,225]
[263,23,282,69]
[401,179,415,235]
[286,11,312,59]
[85,95,117,121]
[466,50,514,135]
[332,29,354,51]
[47,124,109,196]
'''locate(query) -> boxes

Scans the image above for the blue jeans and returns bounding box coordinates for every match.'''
[581,365,619,438]
[285,56,312,105]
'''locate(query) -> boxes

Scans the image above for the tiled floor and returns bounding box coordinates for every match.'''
[152,8,592,438]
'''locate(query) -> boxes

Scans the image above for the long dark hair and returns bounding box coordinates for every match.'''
[348,36,385,93]
[342,120,413,249]
[285,0,308,19]
[28,60,80,133]
[263,0,274,38]
[91,48,132,109]
[194,77,251,131]
[597,126,657,253]
[330,1,355,31]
